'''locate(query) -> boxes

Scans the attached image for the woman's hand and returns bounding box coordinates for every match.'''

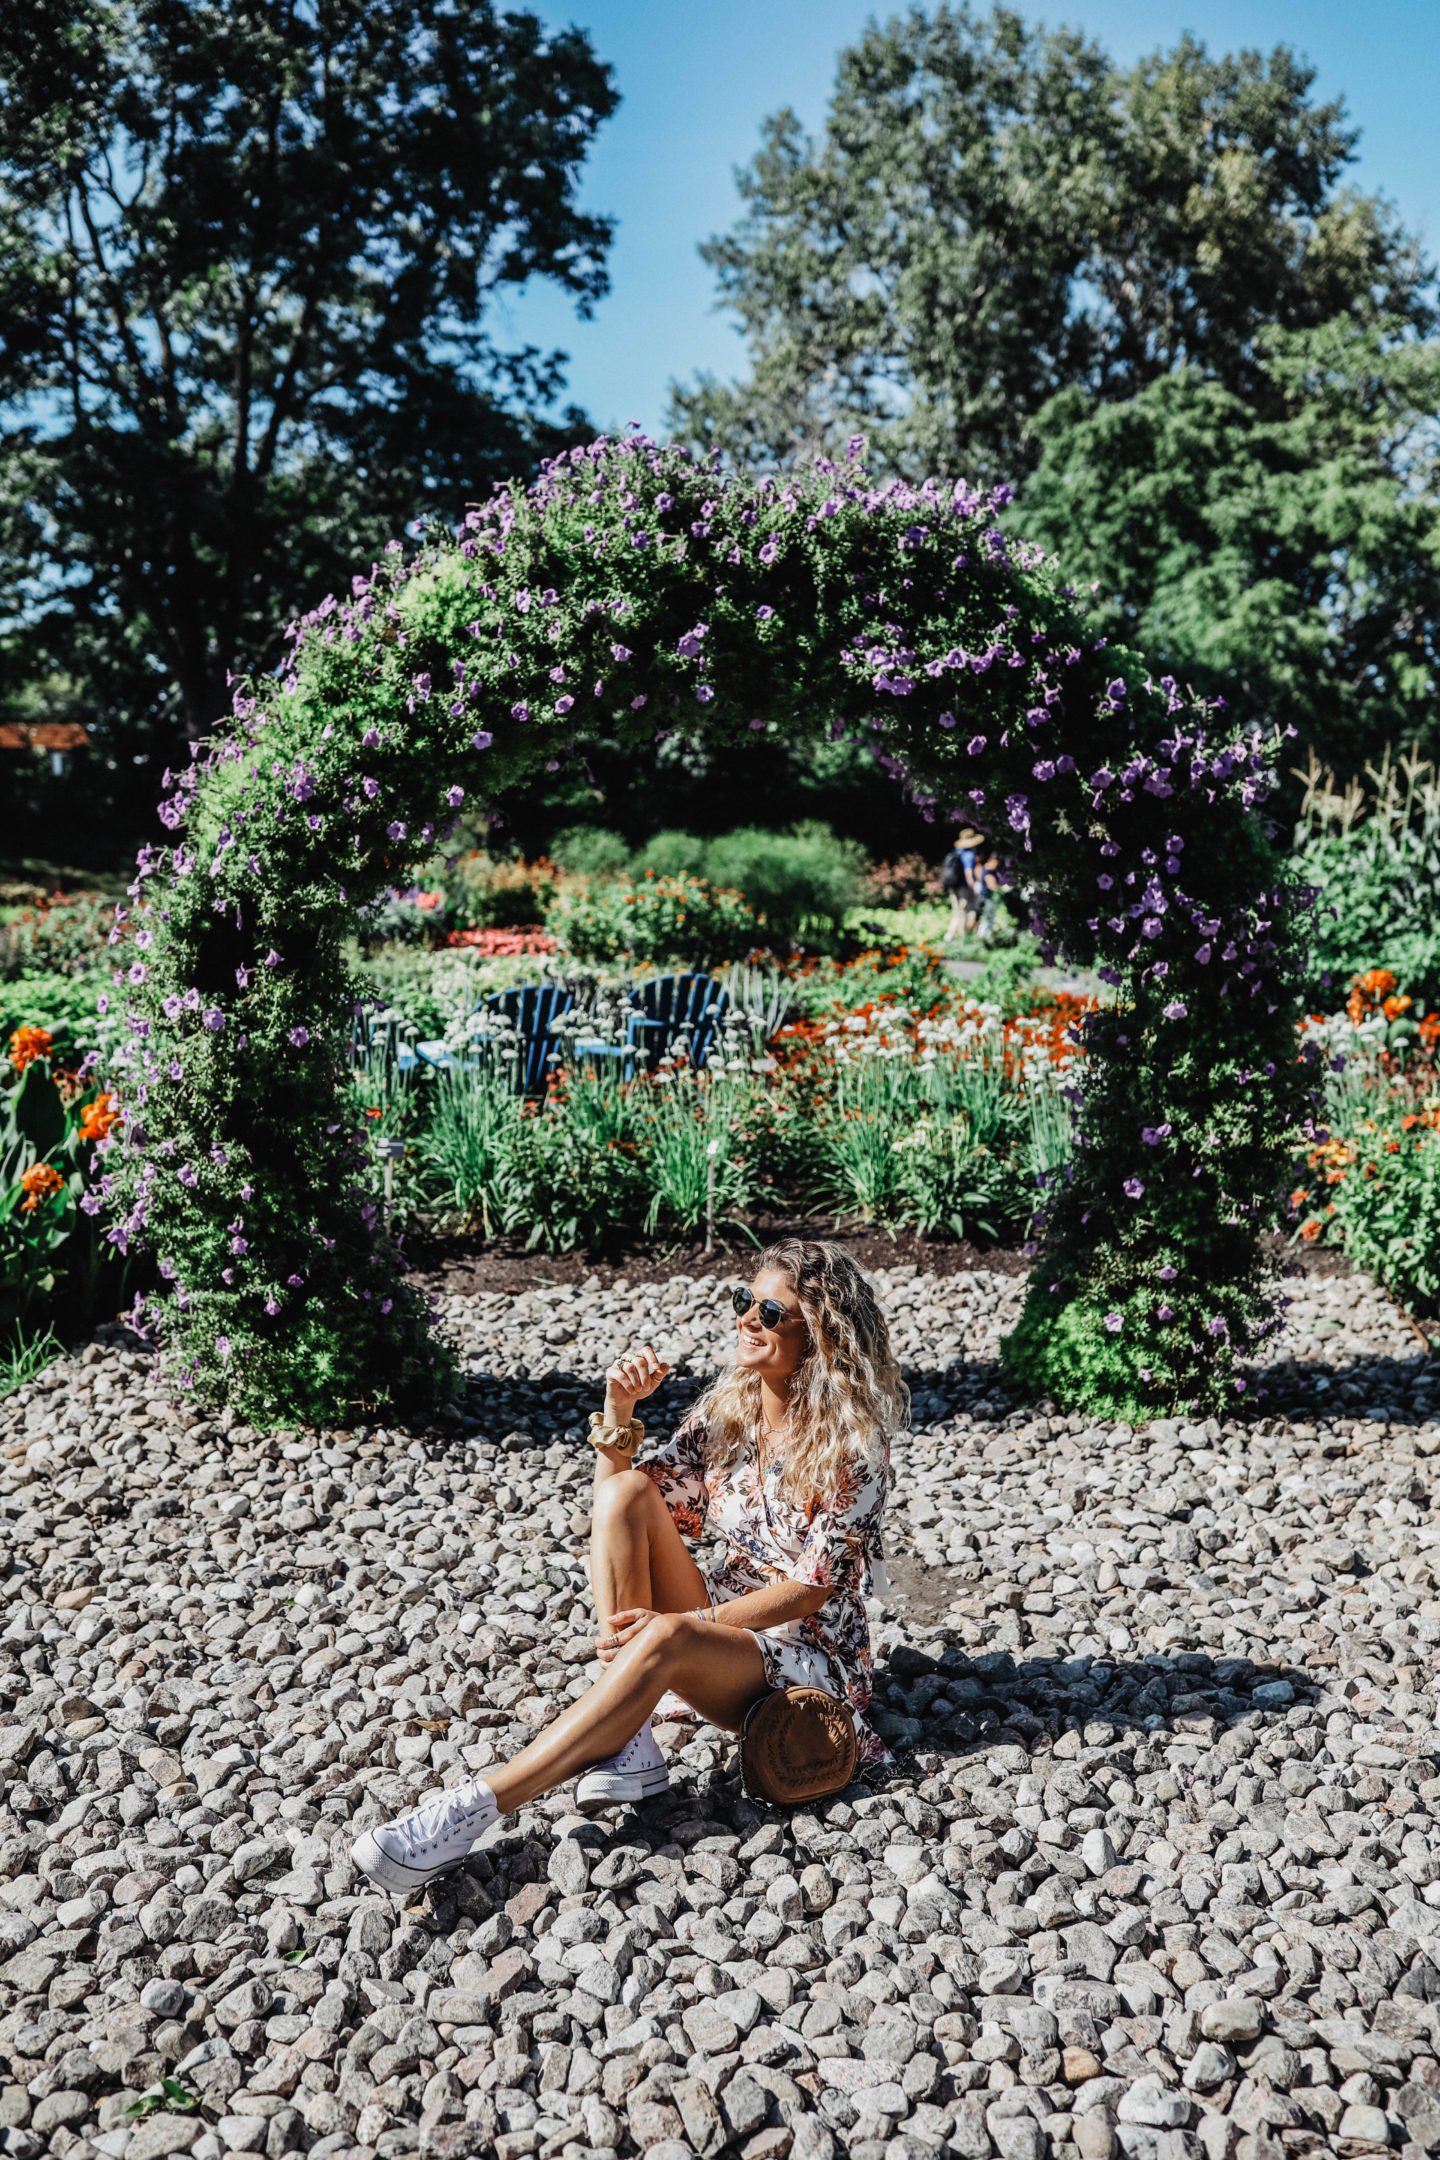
[603,1345,671,1425]
[595,1605,663,1665]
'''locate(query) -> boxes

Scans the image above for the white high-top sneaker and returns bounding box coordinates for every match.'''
[352,1776,499,1893]
[575,1719,670,1812]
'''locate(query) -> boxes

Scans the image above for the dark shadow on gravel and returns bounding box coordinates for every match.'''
[860,1634,1315,1767]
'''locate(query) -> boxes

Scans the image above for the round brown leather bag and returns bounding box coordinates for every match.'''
[740,1685,857,1805]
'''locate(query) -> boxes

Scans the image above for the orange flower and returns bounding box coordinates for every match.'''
[8,1024,53,1071]
[1420,1013,1440,1050]
[1382,994,1413,1021]
[1289,1187,1309,1211]
[19,1162,63,1212]
[1300,1218,1323,1242]
[78,1090,120,1143]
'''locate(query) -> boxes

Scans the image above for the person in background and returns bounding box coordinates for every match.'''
[940,826,984,938]
[977,852,1003,941]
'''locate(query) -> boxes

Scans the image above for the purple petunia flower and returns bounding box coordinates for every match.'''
[362,775,379,797]
[968,736,986,755]
[167,1060,183,1080]
[1123,1178,1144,1199]
[472,730,492,750]
[696,685,715,703]
[1158,1264,1178,1280]
[611,643,632,661]
[387,820,406,840]
[511,702,530,723]
[1157,1304,1174,1321]
[447,785,464,807]
[265,950,282,968]
[1163,1001,1187,1020]
[178,1165,197,1188]
[163,994,182,1019]
[287,1273,304,1287]
[1104,1312,1123,1333]
[265,1297,281,1316]
[555,695,574,714]
[289,1026,310,1048]
[1141,1123,1172,1144]
[759,540,778,564]
[202,1008,225,1031]
[938,711,956,729]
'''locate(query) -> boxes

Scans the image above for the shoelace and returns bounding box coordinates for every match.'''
[612,1727,656,1772]
[401,1783,491,1854]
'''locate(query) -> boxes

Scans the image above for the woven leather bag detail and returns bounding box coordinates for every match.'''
[740,1685,857,1805]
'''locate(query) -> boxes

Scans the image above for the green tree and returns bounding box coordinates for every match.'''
[0,0,617,843]
[669,6,1430,483]
[1019,320,1440,769]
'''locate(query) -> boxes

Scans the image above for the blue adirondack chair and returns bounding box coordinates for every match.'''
[626,973,730,1071]
[475,983,575,1091]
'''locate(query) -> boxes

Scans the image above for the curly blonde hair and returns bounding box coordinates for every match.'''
[691,1238,907,1504]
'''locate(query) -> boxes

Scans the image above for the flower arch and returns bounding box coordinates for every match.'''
[107,434,1309,1426]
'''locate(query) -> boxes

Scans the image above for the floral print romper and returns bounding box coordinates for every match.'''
[638,1417,894,1768]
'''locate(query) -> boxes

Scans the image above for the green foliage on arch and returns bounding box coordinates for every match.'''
[104,435,1311,1426]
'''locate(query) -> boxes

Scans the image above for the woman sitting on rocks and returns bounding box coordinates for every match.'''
[354,1237,902,1891]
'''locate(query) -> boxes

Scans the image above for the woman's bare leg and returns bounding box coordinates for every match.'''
[486,1612,767,1812]
[589,1468,708,1656]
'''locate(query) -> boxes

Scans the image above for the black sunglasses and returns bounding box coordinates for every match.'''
[731,1286,802,1330]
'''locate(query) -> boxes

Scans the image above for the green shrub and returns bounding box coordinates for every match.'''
[550,826,631,879]
[633,831,708,880]
[553,872,758,968]
[634,822,867,950]
[438,852,559,931]
[705,822,867,948]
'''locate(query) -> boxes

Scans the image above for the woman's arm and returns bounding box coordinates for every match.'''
[705,1579,831,1631]
[593,1345,671,1487]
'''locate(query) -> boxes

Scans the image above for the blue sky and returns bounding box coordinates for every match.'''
[496,0,1440,439]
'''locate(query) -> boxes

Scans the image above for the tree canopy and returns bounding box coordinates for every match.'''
[1020,322,1440,769]
[0,0,617,841]
[669,7,1431,485]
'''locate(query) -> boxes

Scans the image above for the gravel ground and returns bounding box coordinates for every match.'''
[2,1258,1440,2160]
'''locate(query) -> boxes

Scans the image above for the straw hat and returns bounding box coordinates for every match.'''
[955,828,984,847]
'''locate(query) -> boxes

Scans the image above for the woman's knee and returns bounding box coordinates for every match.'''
[633,1610,696,1671]
[590,1469,657,1525]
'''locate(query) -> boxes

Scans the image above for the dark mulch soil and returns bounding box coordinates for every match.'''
[408,1218,1364,1302]
[408,1214,1032,1297]
[876,1550,974,1627]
